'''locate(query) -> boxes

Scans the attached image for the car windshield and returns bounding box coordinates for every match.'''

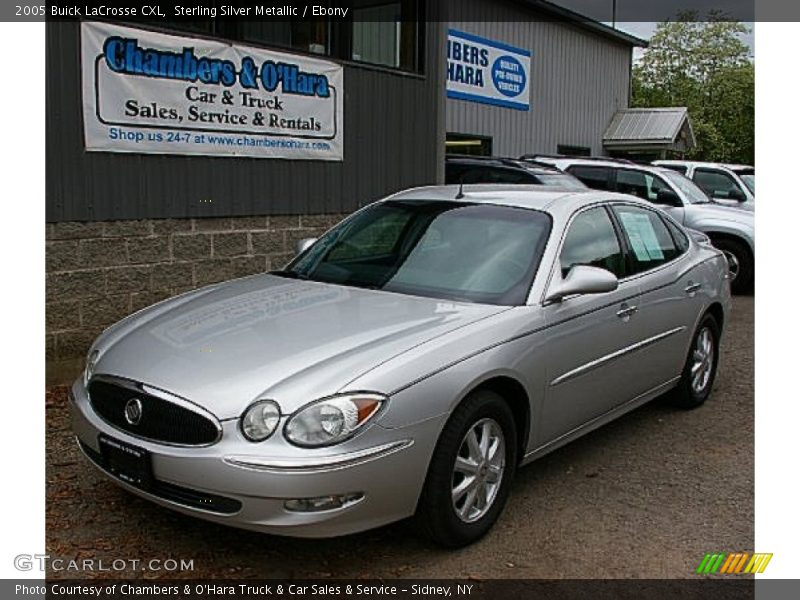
[282,200,552,305]
[660,170,711,204]
[531,172,587,190]
[734,169,755,194]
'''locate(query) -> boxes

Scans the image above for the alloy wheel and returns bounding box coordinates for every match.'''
[451,417,506,523]
[691,327,715,394]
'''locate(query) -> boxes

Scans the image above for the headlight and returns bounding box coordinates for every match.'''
[284,393,385,447]
[241,400,281,442]
[83,349,99,385]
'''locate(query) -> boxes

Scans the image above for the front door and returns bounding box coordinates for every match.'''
[539,206,646,443]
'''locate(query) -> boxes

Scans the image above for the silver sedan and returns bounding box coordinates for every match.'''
[71,185,731,547]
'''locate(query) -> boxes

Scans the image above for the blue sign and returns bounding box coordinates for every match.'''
[446,29,531,111]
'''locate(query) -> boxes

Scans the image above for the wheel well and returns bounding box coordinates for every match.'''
[706,232,753,260]
[473,376,530,464]
[706,302,725,332]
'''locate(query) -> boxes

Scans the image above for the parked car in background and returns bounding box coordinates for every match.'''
[72,185,730,547]
[446,156,586,189]
[653,160,755,205]
[534,157,755,294]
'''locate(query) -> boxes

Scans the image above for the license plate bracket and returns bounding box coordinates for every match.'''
[98,434,152,489]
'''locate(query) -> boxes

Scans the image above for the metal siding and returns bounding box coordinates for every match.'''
[46,17,445,222]
[446,0,632,158]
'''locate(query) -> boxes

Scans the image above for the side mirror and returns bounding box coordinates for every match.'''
[295,237,317,255]
[655,188,682,207]
[545,265,619,303]
[727,187,747,202]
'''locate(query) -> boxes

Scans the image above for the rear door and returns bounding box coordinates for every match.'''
[609,203,702,392]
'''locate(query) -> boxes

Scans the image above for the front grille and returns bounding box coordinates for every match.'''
[87,378,220,446]
[78,440,242,515]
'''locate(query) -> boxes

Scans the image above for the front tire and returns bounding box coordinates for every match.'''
[671,314,720,409]
[417,389,517,547]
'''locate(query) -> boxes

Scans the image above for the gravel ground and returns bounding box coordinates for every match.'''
[46,297,753,579]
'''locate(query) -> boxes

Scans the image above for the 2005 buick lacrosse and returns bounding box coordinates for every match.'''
[71,185,730,547]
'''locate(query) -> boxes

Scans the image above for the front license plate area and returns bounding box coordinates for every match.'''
[98,434,152,488]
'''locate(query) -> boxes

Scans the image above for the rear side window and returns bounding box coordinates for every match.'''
[612,205,681,274]
[560,207,625,278]
[566,166,612,191]
[445,164,484,184]
[482,167,535,184]
[445,166,488,185]
[664,217,690,253]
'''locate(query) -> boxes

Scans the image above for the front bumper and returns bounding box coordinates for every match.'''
[70,380,442,538]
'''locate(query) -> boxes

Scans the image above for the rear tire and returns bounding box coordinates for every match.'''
[417,389,517,547]
[671,314,720,409]
[713,237,753,295]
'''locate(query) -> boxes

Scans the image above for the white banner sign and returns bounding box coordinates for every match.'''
[81,22,344,160]
[446,29,531,111]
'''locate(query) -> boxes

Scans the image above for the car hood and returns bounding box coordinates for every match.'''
[711,200,754,212]
[90,275,508,418]
[688,202,755,225]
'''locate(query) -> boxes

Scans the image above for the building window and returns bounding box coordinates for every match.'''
[557,144,591,157]
[138,1,424,74]
[351,1,422,71]
[446,133,492,156]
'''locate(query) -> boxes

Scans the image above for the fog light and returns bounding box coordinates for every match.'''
[284,493,364,513]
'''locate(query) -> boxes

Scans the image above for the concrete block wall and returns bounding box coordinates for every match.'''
[45,214,348,384]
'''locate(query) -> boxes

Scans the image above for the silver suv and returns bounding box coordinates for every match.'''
[653,160,754,206]
[533,157,755,293]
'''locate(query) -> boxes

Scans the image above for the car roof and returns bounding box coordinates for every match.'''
[387,184,642,217]
[541,157,674,176]
[654,160,754,170]
[446,155,564,173]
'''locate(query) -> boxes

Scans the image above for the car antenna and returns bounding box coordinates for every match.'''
[455,178,465,199]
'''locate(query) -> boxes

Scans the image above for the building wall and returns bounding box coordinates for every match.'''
[446,0,632,157]
[46,213,347,383]
[46,17,446,222]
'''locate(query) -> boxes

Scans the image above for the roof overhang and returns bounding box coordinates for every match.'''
[603,107,695,152]
[516,0,649,47]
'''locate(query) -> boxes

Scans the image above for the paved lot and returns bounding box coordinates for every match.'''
[46,297,753,579]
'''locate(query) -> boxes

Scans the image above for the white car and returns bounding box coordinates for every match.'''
[532,157,755,294]
[653,161,754,205]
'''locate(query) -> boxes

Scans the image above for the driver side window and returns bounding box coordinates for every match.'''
[560,207,625,279]
[693,169,740,199]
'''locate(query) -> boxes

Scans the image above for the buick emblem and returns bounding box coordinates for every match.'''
[124,398,143,426]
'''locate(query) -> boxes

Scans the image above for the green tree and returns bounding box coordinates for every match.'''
[632,14,754,164]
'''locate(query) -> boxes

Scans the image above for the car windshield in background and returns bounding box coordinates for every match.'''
[735,169,755,194]
[660,170,711,204]
[284,200,552,305]
[532,173,587,190]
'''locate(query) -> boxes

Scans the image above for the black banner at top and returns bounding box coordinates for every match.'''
[1,0,767,23]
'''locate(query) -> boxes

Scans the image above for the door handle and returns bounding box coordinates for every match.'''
[685,281,702,295]
[616,304,638,319]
